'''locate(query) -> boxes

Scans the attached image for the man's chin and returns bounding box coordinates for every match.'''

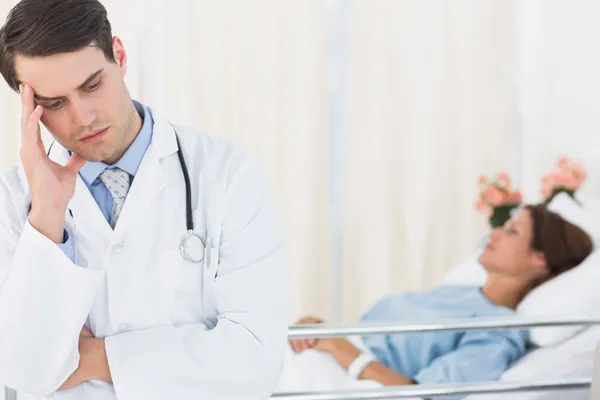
[72,147,115,163]
[477,253,488,267]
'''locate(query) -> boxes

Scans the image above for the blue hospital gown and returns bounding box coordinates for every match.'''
[360,285,529,385]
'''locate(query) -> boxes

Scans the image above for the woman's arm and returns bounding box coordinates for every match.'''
[359,360,416,385]
[316,338,415,386]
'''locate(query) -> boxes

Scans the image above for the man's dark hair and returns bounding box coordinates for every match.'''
[0,0,115,92]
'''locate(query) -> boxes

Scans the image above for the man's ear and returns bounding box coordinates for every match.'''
[112,36,128,76]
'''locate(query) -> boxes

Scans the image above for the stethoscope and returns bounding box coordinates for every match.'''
[30,126,212,267]
[172,131,212,265]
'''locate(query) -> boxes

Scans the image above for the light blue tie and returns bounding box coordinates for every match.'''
[99,167,131,229]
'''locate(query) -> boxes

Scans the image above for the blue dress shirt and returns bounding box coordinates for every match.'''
[58,100,154,261]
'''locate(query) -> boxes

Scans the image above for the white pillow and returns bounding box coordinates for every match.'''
[442,193,600,347]
[517,250,600,346]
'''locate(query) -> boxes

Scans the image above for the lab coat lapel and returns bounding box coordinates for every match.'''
[47,142,113,237]
[111,114,179,234]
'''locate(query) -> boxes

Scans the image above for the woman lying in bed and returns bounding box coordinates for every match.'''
[289,204,594,387]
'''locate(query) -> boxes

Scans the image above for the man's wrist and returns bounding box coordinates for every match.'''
[28,205,66,243]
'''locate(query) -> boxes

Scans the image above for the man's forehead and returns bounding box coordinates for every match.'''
[15,47,107,96]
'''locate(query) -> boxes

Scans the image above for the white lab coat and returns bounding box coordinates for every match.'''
[0,109,289,399]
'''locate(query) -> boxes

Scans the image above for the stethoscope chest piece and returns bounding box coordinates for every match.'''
[180,230,205,263]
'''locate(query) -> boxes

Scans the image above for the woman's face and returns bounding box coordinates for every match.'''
[478,209,549,281]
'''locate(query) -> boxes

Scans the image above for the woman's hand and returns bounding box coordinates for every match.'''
[289,316,323,353]
[314,338,361,369]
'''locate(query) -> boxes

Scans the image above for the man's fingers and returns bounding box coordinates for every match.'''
[19,84,27,123]
[20,84,35,126]
[23,104,43,150]
[27,105,43,132]
[20,85,43,153]
[65,153,86,174]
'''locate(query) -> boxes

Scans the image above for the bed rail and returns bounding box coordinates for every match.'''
[288,315,600,339]
[271,377,591,399]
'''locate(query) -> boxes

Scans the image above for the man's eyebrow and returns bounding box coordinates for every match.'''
[33,68,104,101]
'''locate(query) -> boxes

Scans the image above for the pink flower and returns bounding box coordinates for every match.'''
[552,173,570,187]
[476,199,493,217]
[496,172,510,188]
[558,157,570,168]
[484,186,506,207]
[541,186,551,198]
[475,172,521,219]
[541,175,550,185]
[508,191,522,203]
[540,157,587,200]
[571,161,587,180]
[563,176,580,190]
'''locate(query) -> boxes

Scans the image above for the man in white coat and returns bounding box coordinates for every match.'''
[0,0,288,399]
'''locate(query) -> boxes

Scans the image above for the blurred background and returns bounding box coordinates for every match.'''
[0,0,599,325]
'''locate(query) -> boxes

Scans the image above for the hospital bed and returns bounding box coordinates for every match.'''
[273,193,600,399]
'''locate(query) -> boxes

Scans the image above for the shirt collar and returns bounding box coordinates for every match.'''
[79,100,153,186]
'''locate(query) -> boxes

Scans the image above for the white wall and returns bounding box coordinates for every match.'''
[518,0,600,202]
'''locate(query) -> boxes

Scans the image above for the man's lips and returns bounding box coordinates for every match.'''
[80,127,108,143]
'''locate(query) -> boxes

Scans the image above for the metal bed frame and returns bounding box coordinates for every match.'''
[4,316,598,399]
[274,316,598,399]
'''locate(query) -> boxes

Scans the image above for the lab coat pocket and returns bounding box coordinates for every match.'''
[158,249,206,326]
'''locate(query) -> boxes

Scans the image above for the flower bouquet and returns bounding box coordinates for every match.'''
[476,172,523,228]
[541,157,586,204]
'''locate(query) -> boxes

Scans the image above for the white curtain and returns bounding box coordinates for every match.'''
[340,0,518,321]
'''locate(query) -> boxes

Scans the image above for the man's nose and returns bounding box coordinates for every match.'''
[71,98,96,127]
